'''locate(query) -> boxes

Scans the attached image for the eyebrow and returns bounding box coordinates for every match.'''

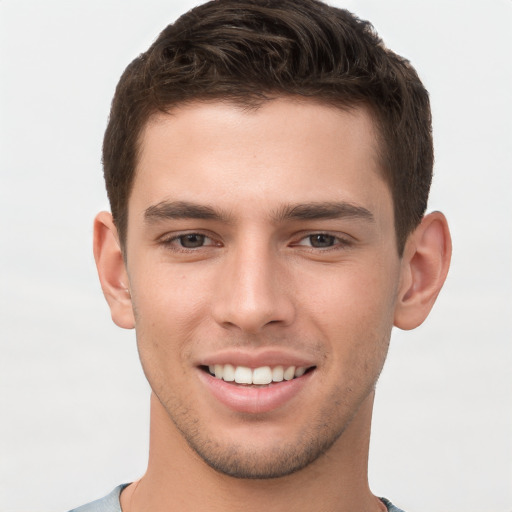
[272,202,375,223]
[144,200,374,224]
[144,200,230,223]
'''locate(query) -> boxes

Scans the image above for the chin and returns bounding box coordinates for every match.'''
[165,401,351,480]
[186,433,341,480]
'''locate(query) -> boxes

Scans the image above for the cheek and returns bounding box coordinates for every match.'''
[131,263,210,325]
[128,266,211,377]
[132,294,197,402]
[298,262,398,363]
[300,260,399,321]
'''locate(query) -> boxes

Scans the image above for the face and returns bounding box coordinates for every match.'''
[123,98,404,478]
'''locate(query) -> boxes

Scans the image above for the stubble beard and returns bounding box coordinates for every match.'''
[138,317,392,481]
[152,379,375,480]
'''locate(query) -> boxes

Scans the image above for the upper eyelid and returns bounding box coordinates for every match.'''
[156,230,353,245]
[155,233,217,252]
[293,230,353,242]
[290,232,355,251]
[158,229,219,242]
[158,233,221,253]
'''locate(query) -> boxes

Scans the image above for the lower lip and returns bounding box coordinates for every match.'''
[198,369,313,414]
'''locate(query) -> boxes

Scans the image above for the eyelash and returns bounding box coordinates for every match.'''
[159,231,353,253]
[292,233,353,251]
[159,232,220,252]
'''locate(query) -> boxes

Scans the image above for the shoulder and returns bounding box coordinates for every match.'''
[380,497,406,512]
[68,484,129,512]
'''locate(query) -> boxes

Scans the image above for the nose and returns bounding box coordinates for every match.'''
[211,241,296,333]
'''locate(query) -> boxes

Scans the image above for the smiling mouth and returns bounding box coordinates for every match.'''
[201,364,316,385]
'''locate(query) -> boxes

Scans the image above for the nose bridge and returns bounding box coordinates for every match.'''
[213,236,294,332]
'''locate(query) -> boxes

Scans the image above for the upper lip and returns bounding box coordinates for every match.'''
[197,348,317,369]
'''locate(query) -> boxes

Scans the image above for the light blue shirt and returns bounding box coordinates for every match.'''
[69,484,406,512]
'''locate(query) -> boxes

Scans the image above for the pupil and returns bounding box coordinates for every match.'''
[310,234,335,247]
[181,234,205,248]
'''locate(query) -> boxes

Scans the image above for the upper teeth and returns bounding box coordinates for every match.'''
[208,364,307,385]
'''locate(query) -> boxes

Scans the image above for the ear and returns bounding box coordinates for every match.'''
[394,211,452,330]
[93,211,135,329]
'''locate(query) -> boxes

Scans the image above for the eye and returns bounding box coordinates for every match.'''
[306,234,336,248]
[292,232,352,251]
[296,233,337,248]
[160,232,220,251]
[178,233,208,248]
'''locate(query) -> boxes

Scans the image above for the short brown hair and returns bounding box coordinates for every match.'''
[103,0,433,254]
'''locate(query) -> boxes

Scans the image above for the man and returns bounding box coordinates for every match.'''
[72,0,451,510]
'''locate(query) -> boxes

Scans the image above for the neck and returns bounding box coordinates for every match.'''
[121,392,383,512]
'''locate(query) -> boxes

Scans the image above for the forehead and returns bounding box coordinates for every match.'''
[132,98,389,219]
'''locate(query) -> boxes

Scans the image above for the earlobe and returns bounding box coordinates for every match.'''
[394,211,452,330]
[93,211,135,329]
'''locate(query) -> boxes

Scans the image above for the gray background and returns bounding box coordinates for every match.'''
[1,1,511,510]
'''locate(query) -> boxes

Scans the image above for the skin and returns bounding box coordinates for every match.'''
[94,98,451,512]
